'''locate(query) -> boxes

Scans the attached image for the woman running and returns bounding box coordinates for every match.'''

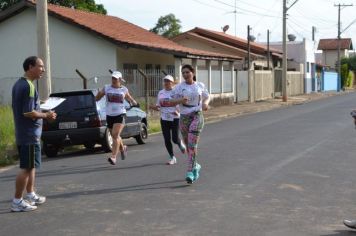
[96,71,138,165]
[150,75,186,165]
[171,65,210,184]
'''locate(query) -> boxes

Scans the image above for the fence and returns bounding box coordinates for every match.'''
[274,70,304,97]
[254,71,274,101]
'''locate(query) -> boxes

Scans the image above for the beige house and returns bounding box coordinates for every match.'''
[0,0,240,104]
[172,27,283,70]
[317,38,353,69]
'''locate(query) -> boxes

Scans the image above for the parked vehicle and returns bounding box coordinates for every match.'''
[41,89,148,157]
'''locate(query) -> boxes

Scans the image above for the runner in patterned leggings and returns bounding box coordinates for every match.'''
[171,65,210,184]
[150,75,186,165]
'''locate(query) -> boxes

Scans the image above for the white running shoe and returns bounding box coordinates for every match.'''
[11,199,37,212]
[344,219,356,229]
[25,193,46,205]
[167,156,177,165]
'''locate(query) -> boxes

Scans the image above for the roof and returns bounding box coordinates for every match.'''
[172,27,283,58]
[318,38,353,50]
[0,0,241,61]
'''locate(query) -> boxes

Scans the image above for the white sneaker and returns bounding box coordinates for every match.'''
[344,219,356,229]
[167,156,177,165]
[25,193,46,205]
[11,199,37,212]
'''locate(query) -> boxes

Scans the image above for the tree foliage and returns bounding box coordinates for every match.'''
[150,13,182,38]
[0,0,107,14]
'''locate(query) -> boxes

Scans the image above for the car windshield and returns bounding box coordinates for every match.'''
[53,94,95,114]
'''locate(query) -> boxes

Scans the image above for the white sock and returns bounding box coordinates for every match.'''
[27,192,36,197]
[13,198,22,204]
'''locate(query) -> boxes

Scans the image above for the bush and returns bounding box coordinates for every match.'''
[0,106,17,166]
[341,64,349,88]
[346,71,354,88]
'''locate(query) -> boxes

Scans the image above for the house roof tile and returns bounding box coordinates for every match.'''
[318,38,353,50]
[1,0,241,61]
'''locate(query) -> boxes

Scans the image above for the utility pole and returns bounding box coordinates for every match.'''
[247,25,253,102]
[282,0,287,102]
[282,0,299,102]
[335,3,353,92]
[247,25,251,70]
[36,0,52,101]
[234,0,237,36]
[267,29,270,70]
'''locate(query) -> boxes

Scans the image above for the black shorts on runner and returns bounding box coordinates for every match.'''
[106,114,126,129]
[18,143,41,169]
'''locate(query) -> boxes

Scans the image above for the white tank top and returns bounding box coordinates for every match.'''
[104,85,128,116]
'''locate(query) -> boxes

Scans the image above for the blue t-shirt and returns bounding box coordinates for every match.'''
[12,77,43,145]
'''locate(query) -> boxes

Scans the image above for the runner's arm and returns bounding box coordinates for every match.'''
[95,88,105,101]
[125,92,137,106]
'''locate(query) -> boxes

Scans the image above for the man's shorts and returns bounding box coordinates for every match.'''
[106,114,126,129]
[17,143,41,169]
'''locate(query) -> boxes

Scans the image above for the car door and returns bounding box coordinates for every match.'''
[122,100,139,137]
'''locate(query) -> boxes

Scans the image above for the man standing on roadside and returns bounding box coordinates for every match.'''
[11,56,56,212]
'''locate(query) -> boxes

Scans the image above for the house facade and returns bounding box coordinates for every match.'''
[0,0,240,105]
[268,38,316,93]
[172,27,283,70]
[317,38,353,69]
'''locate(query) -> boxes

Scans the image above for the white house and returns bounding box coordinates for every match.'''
[0,0,240,105]
[268,38,316,93]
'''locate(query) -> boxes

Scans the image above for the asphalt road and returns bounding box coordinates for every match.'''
[2,93,356,236]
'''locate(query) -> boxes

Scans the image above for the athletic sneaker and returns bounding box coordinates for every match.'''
[344,219,356,229]
[193,163,201,181]
[108,157,116,165]
[11,199,37,212]
[167,156,177,165]
[186,171,195,184]
[25,192,46,205]
[121,145,128,160]
[179,141,186,154]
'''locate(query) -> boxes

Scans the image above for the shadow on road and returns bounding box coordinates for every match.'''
[321,230,356,236]
[47,179,189,199]
[0,162,167,182]
[0,179,189,213]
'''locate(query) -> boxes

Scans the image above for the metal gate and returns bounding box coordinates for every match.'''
[236,71,249,102]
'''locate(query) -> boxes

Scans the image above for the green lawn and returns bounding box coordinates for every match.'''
[0,106,17,166]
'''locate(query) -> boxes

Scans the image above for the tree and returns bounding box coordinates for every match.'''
[0,0,107,14]
[150,13,182,38]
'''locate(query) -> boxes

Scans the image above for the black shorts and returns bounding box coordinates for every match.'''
[106,114,126,129]
[17,143,41,169]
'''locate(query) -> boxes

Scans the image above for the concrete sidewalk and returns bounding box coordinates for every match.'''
[203,91,354,122]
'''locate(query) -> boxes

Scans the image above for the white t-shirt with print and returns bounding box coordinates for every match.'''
[172,81,209,115]
[156,89,180,121]
[103,85,128,116]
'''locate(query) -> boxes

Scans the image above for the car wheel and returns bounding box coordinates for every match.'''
[84,142,96,150]
[135,122,148,145]
[43,142,59,158]
[102,128,113,152]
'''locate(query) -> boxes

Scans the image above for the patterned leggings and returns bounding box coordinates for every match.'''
[179,112,205,172]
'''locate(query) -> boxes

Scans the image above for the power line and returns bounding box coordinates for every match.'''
[191,0,230,12]
[214,0,281,18]
[252,0,280,29]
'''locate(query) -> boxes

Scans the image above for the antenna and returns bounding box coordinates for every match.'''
[222,25,230,33]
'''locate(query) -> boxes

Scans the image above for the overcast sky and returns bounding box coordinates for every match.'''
[95,0,356,44]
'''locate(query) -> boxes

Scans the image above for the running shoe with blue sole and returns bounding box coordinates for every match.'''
[186,172,194,184]
[193,163,201,181]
